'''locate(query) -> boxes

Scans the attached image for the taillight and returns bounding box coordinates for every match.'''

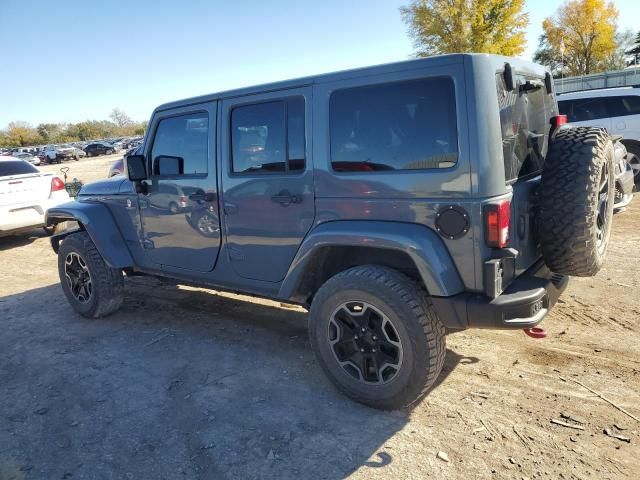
[551,114,568,128]
[51,176,65,192]
[484,201,511,248]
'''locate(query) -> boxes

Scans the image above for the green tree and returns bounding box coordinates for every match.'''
[400,0,529,57]
[36,123,63,143]
[6,122,40,147]
[541,0,618,76]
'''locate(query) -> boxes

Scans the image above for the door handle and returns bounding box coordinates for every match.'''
[270,190,301,206]
[189,192,216,202]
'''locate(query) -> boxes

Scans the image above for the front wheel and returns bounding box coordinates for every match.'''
[309,265,445,409]
[58,232,124,318]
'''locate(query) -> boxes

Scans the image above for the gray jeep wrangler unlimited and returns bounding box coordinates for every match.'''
[47,54,615,409]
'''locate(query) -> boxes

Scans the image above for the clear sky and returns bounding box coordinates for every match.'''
[1,0,638,128]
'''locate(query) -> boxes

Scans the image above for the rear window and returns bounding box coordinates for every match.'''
[0,160,39,176]
[330,77,458,172]
[496,73,557,182]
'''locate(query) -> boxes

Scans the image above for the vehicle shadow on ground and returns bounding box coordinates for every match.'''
[0,279,473,480]
[0,229,47,251]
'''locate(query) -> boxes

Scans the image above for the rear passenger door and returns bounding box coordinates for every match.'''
[220,87,314,282]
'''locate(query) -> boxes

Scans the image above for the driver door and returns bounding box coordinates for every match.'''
[138,104,221,272]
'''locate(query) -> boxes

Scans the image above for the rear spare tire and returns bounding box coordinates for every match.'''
[538,127,615,277]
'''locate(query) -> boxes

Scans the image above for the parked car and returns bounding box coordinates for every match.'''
[108,158,124,177]
[12,151,41,165]
[558,86,640,184]
[0,156,70,236]
[107,146,142,177]
[84,142,116,157]
[47,55,615,409]
[43,144,80,164]
[69,146,87,159]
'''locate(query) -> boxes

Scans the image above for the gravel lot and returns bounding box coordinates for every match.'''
[1,156,639,479]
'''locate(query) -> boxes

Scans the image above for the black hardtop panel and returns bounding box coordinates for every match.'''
[152,54,546,113]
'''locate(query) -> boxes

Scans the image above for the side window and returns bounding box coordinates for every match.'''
[231,97,305,174]
[622,95,640,115]
[607,95,640,116]
[570,97,608,121]
[151,112,208,175]
[330,77,458,172]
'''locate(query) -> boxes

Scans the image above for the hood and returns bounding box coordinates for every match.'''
[78,176,128,196]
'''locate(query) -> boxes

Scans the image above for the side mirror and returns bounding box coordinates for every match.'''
[153,155,184,176]
[125,154,148,182]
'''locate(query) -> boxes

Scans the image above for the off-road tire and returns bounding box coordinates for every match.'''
[58,231,123,318]
[309,265,446,409]
[538,127,615,276]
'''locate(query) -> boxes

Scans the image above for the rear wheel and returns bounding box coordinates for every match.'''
[309,265,445,409]
[538,127,615,276]
[58,232,123,318]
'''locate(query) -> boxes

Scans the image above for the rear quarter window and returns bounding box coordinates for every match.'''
[329,76,458,172]
[0,160,39,176]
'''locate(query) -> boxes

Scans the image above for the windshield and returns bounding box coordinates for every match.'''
[496,72,558,183]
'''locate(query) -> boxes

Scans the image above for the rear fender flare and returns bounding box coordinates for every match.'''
[279,221,464,301]
[46,201,134,268]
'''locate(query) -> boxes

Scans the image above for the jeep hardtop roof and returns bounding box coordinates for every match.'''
[154,53,548,113]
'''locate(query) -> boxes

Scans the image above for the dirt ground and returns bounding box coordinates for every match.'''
[0,156,638,479]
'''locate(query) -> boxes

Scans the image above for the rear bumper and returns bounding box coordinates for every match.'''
[0,194,71,236]
[432,260,568,330]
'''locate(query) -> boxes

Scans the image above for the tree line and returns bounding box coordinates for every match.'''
[401,0,640,77]
[0,109,147,148]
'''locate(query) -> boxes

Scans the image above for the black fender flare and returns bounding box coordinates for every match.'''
[46,201,134,269]
[279,220,464,300]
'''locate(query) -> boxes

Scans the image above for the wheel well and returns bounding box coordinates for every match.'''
[49,218,85,253]
[292,246,422,306]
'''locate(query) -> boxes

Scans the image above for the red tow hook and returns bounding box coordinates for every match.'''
[523,327,547,339]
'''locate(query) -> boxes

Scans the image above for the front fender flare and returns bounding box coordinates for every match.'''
[46,201,134,269]
[279,221,464,300]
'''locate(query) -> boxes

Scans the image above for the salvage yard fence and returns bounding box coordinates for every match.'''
[555,68,640,93]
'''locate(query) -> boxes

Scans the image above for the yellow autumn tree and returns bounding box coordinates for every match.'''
[400,0,529,57]
[542,0,618,75]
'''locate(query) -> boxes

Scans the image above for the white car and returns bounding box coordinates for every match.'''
[558,87,640,183]
[0,156,71,237]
